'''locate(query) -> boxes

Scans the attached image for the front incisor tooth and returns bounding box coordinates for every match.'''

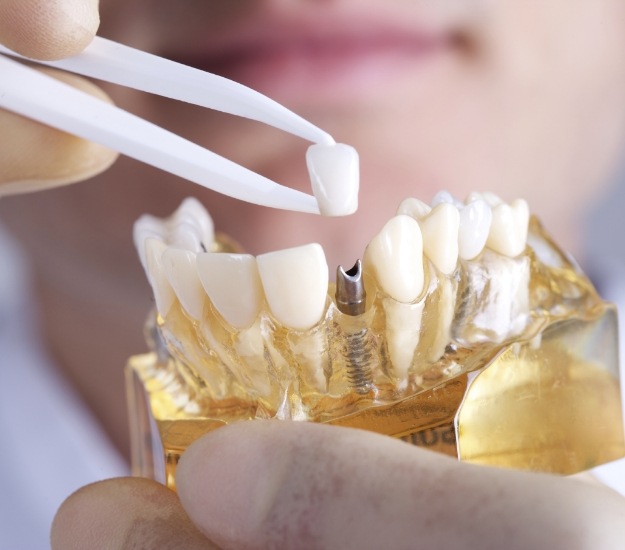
[257,243,329,331]
[144,238,175,318]
[306,143,359,217]
[161,248,205,320]
[420,203,460,275]
[197,253,263,329]
[487,199,530,257]
[365,215,424,303]
[458,199,492,260]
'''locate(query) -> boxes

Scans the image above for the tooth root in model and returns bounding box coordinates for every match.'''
[161,247,206,320]
[428,275,456,363]
[364,215,425,384]
[143,237,175,318]
[197,251,271,397]
[257,243,330,393]
[383,297,425,385]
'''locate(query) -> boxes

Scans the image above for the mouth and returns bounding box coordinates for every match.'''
[163,12,463,103]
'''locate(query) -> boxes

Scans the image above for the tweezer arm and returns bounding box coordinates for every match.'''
[0,53,320,214]
[0,36,335,146]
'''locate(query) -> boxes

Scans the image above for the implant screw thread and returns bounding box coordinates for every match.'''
[343,327,374,394]
[336,260,374,395]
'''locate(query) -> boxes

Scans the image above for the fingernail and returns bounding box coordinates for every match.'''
[60,0,100,37]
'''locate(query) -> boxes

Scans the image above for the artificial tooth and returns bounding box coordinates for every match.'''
[133,214,166,270]
[169,220,209,252]
[364,215,424,303]
[257,243,329,331]
[197,253,263,329]
[420,203,460,275]
[170,197,214,240]
[168,197,214,252]
[143,237,175,317]
[161,248,205,320]
[431,190,463,209]
[458,199,492,260]
[306,143,359,217]
[486,199,530,257]
[466,191,503,207]
[396,197,431,220]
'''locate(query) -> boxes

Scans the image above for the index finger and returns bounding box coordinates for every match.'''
[0,0,99,60]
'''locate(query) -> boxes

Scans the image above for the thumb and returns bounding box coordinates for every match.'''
[0,67,118,196]
[177,421,625,550]
[0,0,99,60]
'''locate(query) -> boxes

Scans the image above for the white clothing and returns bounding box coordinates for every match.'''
[0,227,128,550]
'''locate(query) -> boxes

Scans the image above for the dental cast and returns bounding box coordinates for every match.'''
[134,192,530,339]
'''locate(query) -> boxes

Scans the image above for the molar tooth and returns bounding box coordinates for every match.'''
[420,203,460,275]
[170,197,214,239]
[306,143,359,217]
[467,191,503,207]
[197,253,263,329]
[431,190,463,209]
[458,199,492,260]
[364,215,424,303]
[169,220,207,252]
[396,197,431,220]
[257,243,329,331]
[168,197,214,252]
[486,199,529,257]
[161,248,205,320]
[144,238,175,317]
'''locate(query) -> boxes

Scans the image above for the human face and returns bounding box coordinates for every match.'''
[5,0,625,277]
[93,0,625,267]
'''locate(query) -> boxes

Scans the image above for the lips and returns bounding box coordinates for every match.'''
[164,14,459,103]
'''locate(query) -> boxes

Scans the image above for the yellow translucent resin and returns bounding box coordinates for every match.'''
[127,217,625,488]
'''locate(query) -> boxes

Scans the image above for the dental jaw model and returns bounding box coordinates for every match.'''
[128,192,625,488]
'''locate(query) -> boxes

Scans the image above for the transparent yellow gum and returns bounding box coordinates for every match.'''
[127,217,625,488]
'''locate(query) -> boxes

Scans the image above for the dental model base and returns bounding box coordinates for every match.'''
[128,192,625,488]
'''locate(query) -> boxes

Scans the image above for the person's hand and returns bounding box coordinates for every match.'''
[0,0,117,196]
[51,421,625,550]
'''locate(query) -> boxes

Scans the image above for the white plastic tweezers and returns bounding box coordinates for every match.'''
[0,36,336,213]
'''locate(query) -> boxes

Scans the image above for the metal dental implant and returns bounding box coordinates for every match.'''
[336,260,374,394]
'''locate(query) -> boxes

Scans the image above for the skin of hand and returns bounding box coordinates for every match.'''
[0,0,118,195]
[51,421,625,550]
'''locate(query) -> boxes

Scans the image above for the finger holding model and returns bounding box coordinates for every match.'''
[0,0,117,195]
